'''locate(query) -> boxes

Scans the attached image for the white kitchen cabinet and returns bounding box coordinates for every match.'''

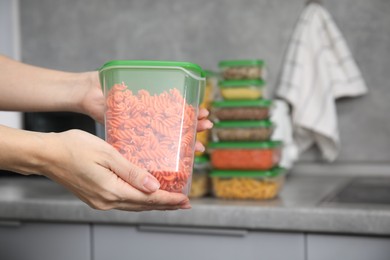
[0,221,91,260]
[307,234,390,260]
[93,224,305,260]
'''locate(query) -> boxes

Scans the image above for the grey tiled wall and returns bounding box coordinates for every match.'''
[19,0,390,163]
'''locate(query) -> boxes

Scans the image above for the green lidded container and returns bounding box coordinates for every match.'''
[218,59,266,80]
[191,155,211,198]
[212,120,274,142]
[210,167,286,200]
[208,141,283,171]
[218,79,266,100]
[99,60,206,195]
[211,99,272,121]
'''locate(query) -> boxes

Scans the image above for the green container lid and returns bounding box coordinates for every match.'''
[214,120,273,128]
[212,99,272,108]
[219,79,265,88]
[99,60,205,77]
[204,70,218,78]
[194,155,210,164]
[218,59,265,68]
[211,167,285,178]
[208,140,282,149]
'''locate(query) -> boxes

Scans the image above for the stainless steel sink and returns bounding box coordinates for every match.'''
[322,177,390,206]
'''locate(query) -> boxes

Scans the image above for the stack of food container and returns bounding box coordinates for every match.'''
[189,70,217,198]
[208,60,285,200]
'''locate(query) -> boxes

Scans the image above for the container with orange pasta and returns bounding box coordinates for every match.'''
[210,167,285,200]
[208,141,282,171]
[99,60,205,195]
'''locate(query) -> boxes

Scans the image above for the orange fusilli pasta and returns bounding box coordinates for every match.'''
[105,82,197,194]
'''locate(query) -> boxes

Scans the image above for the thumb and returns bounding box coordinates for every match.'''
[109,150,160,193]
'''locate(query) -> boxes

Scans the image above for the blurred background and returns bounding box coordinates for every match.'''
[2,0,390,165]
[1,1,390,259]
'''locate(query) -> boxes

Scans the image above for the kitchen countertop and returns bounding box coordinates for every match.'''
[1,174,390,236]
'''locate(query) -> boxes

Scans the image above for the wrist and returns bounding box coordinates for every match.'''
[0,126,53,176]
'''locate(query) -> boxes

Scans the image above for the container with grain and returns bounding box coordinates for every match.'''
[211,167,285,200]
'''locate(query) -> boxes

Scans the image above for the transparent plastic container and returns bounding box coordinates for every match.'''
[195,70,215,157]
[190,155,210,198]
[211,167,285,200]
[218,79,265,100]
[211,99,272,121]
[208,141,282,170]
[99,60,205,195]
[212,120,274,142]
[219,59,265,80]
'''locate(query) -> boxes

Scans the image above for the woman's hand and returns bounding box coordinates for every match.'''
[42,129,191,211]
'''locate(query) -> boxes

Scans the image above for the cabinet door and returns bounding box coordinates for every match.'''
[307,234,390,260]
[93,224,304,260]
[0,221,91,260]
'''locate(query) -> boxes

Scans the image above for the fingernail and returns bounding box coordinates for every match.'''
[180,203,192,209]
[206,121,213,129]
[143,176,160,192]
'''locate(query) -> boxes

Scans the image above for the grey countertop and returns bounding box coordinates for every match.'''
[1,174,390,236]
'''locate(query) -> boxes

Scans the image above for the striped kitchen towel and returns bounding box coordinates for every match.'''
[277,2,368,161]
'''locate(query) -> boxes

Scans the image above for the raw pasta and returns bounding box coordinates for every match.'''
[105,82,197,194]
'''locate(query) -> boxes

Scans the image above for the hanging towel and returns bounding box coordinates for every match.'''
[270,99,299,169]
[276,2,368,161]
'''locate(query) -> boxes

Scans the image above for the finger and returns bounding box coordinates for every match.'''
[113,180,191,211]
[106,148,160,193]
[197,119,213,132]
[198,108,209,120]
[194,141,205,153]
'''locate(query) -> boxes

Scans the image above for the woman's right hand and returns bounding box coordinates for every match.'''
[42,129,191,211]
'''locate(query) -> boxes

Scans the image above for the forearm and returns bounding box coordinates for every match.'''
[0,55,92,113]
[0,124,53,175]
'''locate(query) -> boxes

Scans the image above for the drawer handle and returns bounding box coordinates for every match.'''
[137,225,248,237]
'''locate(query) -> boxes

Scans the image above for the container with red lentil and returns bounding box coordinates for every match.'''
[208,141,282,170]
[211,99,272,121]
[212,120,274,142]
[210,167,285,200]
[219,59,266,80]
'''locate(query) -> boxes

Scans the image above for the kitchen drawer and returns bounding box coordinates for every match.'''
[0,221,91,260]
[307,234,390,260]
[93,224,304,260]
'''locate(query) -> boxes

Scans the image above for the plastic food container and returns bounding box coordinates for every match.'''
[212,120,274,141]
[99,60,205,195]
[219,59,265,80]
[211,99,272,121]
[218,79,265,100]
[190,155,210,198]
[210,167,285,200]
[208,141,282,170]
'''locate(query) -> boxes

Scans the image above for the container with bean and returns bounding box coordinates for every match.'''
[211,99,272,121]
[212,120,274,142]
[210,167,285,200]
[219,59,266,80]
